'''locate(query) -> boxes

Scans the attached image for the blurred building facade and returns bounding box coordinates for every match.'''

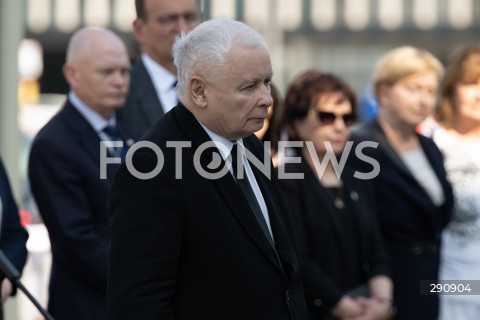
[24,0,480,94]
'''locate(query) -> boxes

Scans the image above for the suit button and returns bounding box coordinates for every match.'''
[285,290,290,304]
[363,263,370,271]
[313,298,322,307]
[412,243,423,255]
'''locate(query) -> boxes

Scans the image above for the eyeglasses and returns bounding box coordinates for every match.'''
[156,12,201,28]
[310,110,355,126]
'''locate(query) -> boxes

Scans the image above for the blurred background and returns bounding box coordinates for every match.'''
[1,0,479,318]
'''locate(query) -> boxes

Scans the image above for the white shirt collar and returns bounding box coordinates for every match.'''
[141,53,177,92]
[69,92,116,133]
[196,120,245,160]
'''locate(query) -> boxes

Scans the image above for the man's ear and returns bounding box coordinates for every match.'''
[133,19,144,44]
[190,76,207,109]
[63,64,75,87]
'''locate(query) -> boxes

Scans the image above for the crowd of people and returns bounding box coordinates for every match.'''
[1,0,479,319]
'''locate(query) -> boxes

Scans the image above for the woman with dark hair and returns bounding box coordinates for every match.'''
[432,44,480,320]
[277,70,393,320]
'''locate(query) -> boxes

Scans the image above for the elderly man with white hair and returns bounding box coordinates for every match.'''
[108,18,309,320]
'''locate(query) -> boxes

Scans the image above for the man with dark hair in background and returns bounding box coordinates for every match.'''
[117,0,201,137]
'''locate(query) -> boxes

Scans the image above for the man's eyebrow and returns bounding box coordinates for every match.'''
[245,74,273,83]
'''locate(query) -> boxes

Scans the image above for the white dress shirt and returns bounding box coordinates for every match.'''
[141,53,178,114]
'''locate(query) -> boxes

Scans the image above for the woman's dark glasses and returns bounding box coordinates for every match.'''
[311,110,355,126]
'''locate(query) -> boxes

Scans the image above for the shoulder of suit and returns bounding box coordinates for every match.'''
[33,103,69,136]
[140,110,181,144]
[417,132,436,145]
[244,134,264,152]
[418,133,443,158]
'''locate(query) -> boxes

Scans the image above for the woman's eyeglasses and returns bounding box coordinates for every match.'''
[310,110,355,126]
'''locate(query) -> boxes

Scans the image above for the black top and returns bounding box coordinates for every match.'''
[326,189,362,290]
[349,119,454,320]
[108,103,309,320]
[350,119,453,245]
[278,157,391,319]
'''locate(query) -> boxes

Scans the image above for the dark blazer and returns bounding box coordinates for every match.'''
[350,119,453,320]
[28,100,135,320]
[108,103,309,320]
[278,159,390,319]
[0,158,28,319]
[117,58,165,138]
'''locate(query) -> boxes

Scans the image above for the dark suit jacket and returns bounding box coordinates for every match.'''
[278,159,390,319]
[0,158,28,307]
[350,119,453,320]
[117,58,165,138]
[108,103,309,320]
[28,100,135,320]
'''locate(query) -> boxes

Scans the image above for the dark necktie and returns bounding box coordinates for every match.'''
[230,143,275,247]
[103,125,125,158]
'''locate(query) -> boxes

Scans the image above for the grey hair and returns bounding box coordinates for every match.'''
[173,17,267,99]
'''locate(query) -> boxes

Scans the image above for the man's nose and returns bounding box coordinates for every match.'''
[112,71,128,86]
[262,87,273,107]
[174,16,191,33]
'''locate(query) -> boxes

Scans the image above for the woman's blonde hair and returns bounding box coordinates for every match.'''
[372,46,444,98]
[435,44,480,128]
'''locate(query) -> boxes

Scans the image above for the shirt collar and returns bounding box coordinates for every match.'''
[196,119,244,160]
[141,53,177,92]
[69,91,116,133]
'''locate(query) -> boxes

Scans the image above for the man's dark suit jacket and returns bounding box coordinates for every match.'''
[0,158,28,320]
[278,160,391,319]
[28,100,135,320]
[351,120,453,320]
[108,103,309,320]
[117,58,165,138]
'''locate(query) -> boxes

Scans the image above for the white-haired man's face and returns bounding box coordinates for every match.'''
[202,43,274,140]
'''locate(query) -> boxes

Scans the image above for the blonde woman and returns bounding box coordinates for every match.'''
[351,46,454,320]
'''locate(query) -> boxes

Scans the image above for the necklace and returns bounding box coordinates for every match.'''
[334,194,345,209]
[334,187,345,209]
[326,186,345,209]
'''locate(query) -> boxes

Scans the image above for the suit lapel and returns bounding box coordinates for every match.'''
[246,140,295,278]
[368,120,413,178]
[174,104,285,273]
[418,135,453,230]
[369,121,442,204]
[419,135,451,197]
[133,60,165,127]
[369,120,450,231]
[62,100,118,181]
[63,101,101,164]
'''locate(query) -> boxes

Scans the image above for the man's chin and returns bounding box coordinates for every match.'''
[110,99,127,109]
